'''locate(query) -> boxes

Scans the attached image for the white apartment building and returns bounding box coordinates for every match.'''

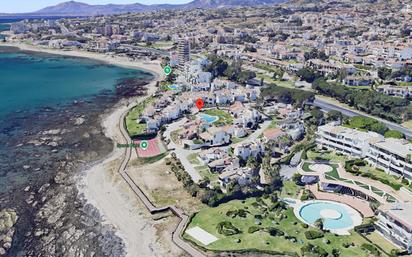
[316,123,382,157]
[316,123,412,181]
[368,138,412,181]
[376,203,412,253]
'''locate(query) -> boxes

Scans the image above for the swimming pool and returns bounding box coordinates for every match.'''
[294,200,362,235]
[168,84,179,90]
[199,114,219,124]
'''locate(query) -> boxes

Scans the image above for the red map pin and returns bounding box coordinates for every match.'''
[195,98,204,110]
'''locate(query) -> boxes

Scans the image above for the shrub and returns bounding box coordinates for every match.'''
[248,226,260,234]
[304,230,324,240]
[361,243,381,256]
[300,189,313,201]
[354,223,375,233]
[226,209,249,218]
[301,243,328,257]
[266,227,285,237]
[216,221,241,236]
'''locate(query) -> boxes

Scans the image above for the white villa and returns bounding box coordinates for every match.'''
[234,140,265,160]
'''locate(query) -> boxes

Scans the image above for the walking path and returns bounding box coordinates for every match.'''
[163,119,203,183]
[117,102,206,257]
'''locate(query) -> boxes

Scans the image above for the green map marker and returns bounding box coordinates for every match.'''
[164,65,172,76]
[140,140,149,150]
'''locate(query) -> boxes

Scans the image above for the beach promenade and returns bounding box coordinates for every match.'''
[117,101,207,257]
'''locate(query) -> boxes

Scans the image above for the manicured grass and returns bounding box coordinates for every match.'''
[125,97,154,137]
[302,163,315,172]
[365,232,412,257]
[203,109,233,126]
[386,195,397,203]
[354,181,370,190]
[196,166,219,182]
[280,181,302,198]
[306,150,348,163]
[184,197,385,256]
[358,166,404,190]
[323,165,340,179]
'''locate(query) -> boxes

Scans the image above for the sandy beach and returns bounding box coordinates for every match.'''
[0,41,164,77]
[75,63,170,256]
[1,42,172,257]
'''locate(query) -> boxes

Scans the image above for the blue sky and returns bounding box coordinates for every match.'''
[1,0,192,13]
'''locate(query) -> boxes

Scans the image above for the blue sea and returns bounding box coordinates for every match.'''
[0,47,154,255]
[0,47,150,117]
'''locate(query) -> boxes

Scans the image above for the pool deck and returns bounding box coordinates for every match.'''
[306,184,375,218]
[294,199,363,235]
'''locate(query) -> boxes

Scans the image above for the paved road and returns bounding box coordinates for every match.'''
[253,78,412,138]
[117,102,206,257]
[163,118,203,183]
[312,97,412,138]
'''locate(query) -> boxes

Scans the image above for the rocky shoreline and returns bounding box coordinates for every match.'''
[0,76,152,257]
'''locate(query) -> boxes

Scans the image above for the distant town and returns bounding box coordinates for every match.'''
[2,1,412,257]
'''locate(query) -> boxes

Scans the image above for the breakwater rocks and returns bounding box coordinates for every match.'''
[0,209,18,256]
[0,77,151,256]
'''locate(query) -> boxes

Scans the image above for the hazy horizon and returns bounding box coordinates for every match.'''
[0,0,192,13]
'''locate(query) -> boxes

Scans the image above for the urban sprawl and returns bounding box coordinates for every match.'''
[3,1,412,256]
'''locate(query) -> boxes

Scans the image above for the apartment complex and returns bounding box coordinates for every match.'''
[178,38,190,67]
[376,203,412,253]
[316,123,412,181]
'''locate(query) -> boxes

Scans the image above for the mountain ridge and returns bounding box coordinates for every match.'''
[1,0,287,17]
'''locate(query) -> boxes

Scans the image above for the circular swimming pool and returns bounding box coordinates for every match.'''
[294,200,362,234]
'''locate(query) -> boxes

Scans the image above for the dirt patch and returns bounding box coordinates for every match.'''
[126,158,204,213]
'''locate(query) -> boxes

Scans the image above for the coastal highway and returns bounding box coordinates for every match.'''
[312,97,412,138]
[251,78,412,138]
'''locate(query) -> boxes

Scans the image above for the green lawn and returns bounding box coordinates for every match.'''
[371,186,385,197]
[188,153,201,165]
[306,150,348,163]
[196,166,219,182]
[366,232,412,257]
[125,97,154,137]
[267,118,278,129]
[358,166,404,190]
[231,136,248,144]
[203,109,233,126]
[280,181,302,198]
[397,81,412,87]
[301,163,315,172]
[184,197,387,256]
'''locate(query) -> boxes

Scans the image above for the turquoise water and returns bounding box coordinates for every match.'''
[199,113,219,124]
[0,23,9,40]
[299,201,354,229]
[168,84,179,90]
[0,47,151,117]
